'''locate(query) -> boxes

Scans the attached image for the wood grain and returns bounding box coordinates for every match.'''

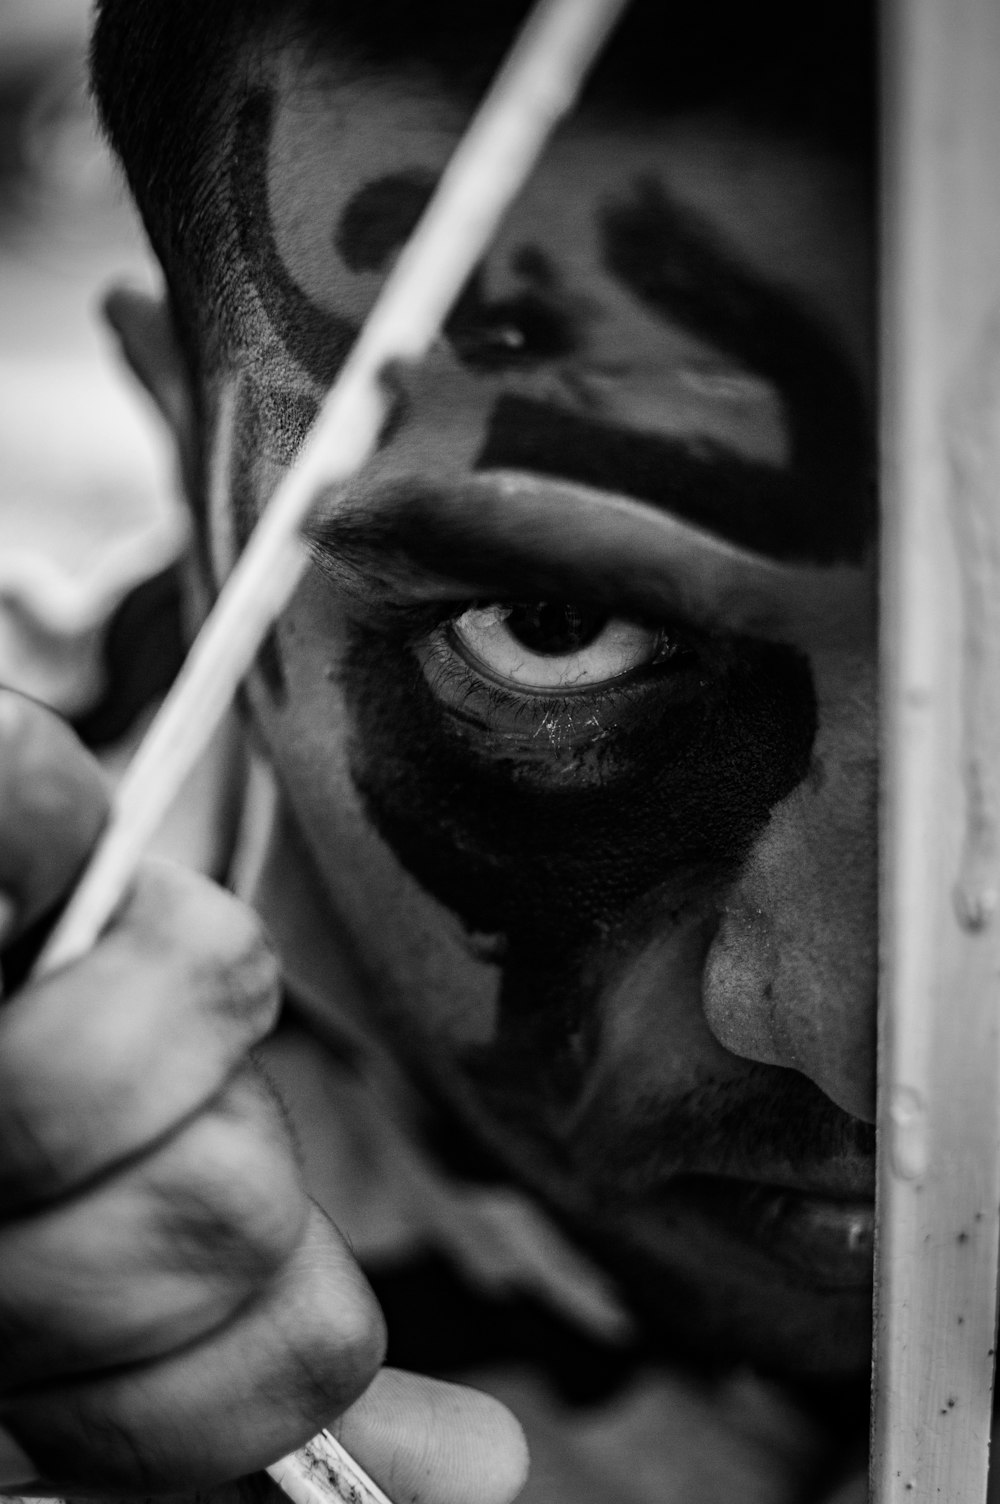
[873,1,1000,1497]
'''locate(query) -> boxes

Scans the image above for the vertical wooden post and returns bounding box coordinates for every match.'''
[874,0,1000,1499]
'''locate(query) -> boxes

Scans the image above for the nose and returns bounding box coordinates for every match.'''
[701,677,879,1123]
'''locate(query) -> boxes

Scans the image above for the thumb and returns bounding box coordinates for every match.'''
[333,1367,529,1504]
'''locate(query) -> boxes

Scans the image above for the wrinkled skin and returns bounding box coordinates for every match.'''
[139,44,878,1380]
[0,691,528,1502]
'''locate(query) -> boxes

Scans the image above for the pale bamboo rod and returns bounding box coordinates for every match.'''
[24,3,631,1504]
[35,0,630,980]
[268,1429,395,1504]
[872,0,1000,1499]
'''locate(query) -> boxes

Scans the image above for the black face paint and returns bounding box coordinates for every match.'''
[342,614,817,1116]
[228,371,320,557]
[336,605,880,1373]
[229,79,865,1136]
[475,395,829,561]
[233,91,357,387]
[335,170,436,271]
[335,168,580,372]
[601,178,874,564]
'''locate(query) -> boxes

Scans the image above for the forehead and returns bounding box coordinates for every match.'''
[238,46,873,382]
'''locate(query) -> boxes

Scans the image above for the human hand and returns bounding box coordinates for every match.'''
[0,690,526,1503]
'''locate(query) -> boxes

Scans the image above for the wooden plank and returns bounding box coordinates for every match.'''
[873,0,1000,1498]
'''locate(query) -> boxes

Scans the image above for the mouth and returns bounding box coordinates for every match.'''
[661,1174,875,1291]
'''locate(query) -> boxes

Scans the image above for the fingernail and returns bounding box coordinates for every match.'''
[0,1427,39,1490]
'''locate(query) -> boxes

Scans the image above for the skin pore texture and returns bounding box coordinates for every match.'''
[189,41,878,1380]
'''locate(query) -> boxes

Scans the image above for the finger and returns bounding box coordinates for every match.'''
[0,691,107,937]
[0,859,281,1210]
[335,1368,530,1504]
[0,1067,307,1390]
[0,1205,386,1495]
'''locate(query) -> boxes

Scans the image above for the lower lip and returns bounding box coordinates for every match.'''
[677,1177,875,1290]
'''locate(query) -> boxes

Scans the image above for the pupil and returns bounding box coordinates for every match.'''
[505,602,607,656]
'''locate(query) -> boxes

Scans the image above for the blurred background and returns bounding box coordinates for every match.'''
[0,0,184,723]
[0,0,236,876]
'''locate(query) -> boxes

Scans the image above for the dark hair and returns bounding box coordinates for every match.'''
[91,0,874,364]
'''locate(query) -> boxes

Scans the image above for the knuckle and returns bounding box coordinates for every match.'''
[295,1217,388,1407]
[128,862,282,1038]
[158,1107,307,1288]
[327,1280,388,1384]
[167,1182,298,1291]
[263,1208,389,1425]
[218,910,282,1031]
[287,1292,387,1422]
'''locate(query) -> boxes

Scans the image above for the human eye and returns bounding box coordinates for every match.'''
[448,601,670,692]
[414,596,707,764]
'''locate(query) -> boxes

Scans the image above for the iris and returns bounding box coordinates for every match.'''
[503,601,607,656]
[448,601,663,692]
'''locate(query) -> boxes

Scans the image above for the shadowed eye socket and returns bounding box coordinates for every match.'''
[449,601,669,692]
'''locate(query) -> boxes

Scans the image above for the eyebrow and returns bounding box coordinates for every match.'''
[304,473,874,652]
[232,86,874,566]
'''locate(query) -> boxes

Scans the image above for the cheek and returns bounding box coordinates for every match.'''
[700,652,878,1118]
[248,581,507,1056]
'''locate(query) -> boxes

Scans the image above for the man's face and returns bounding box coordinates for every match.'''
[198,44,877,1377]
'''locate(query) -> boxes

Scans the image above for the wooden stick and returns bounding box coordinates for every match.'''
[873,0,1000,1498]
[26,3,630,1504]
[35,0,630,979]
[267,1430,395,1504]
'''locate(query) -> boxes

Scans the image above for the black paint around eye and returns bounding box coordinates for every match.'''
[346,620,814,931]
[504,602,608,657]
[342,615,817,1105]
[235,92,357,388]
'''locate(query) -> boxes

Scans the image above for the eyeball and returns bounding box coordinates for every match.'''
[449,601,664,692]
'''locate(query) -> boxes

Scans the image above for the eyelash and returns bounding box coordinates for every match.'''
[412,598,710,749]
